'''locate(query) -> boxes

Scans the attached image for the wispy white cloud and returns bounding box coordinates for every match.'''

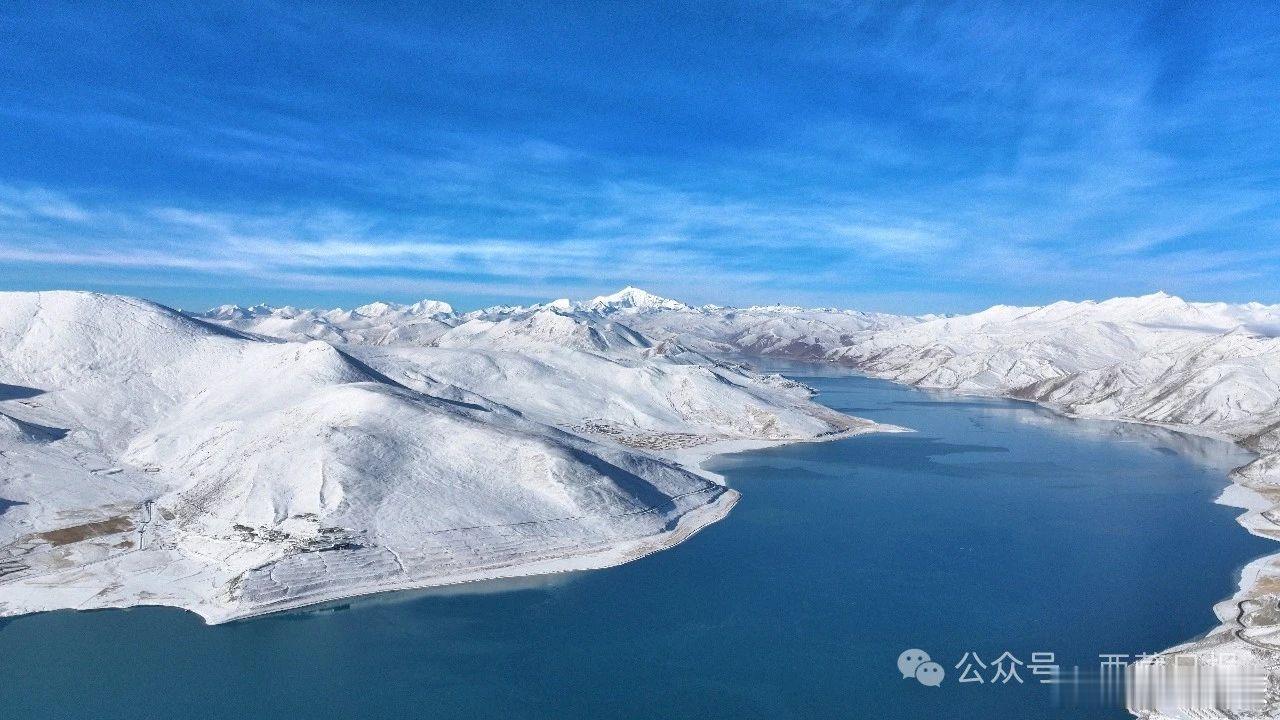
[2,3,1278,311]
[1,169,1275,312]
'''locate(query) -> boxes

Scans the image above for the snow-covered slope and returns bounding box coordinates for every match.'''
[0,291,886,623]
[189,286,1280,712]
[587,286,692,312]
[597,288,1280,714]
[200,299,460,345]
[22,282,1280,702]
[432,306,653,354]
[809,293,1280,713]
[192,296,877,452]
[193,287,920,359]
[826,292,1280,440]
[587,291,922,358]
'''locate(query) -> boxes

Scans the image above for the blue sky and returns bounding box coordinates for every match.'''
[1,2,1277,313]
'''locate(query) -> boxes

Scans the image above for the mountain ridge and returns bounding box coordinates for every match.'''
[0,289,885,622]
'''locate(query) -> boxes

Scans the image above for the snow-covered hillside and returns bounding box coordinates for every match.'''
[593,288,1280,710]
[587,287,922,358]
[0,291,886,623]
[202,299,460,345]
[608,289,1280,714]
[194,296,876,447]
[815,294,1280,716]
[823,292,1280,446]
[13,283,1280,700]
[197,286,922,359]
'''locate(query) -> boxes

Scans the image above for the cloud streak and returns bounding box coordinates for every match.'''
[0,3,1277,311]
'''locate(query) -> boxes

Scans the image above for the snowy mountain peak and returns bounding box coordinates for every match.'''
[205,304,252,320]
[588,286,689,312]
[350,299,455,318]
[406,299,454,316]
[1098,291,1184,310]
[354,301,399,317]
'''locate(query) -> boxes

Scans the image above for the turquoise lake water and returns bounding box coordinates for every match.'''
[1,370,1272,719]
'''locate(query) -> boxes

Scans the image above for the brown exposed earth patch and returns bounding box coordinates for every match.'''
[37,516,134,546]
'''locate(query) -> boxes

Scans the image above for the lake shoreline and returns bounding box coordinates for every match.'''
[4,369,1268,720]
[804,358,1280,718]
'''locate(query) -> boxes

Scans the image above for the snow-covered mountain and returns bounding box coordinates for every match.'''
[825,292,1280,442]
[432,305,652,354]
[11,283,1280,690]
[587,286,692,312]
[0,291,886,623]
[199,299,461,345]
[610,288,1280,704]
[584,290,922,358]
[200,294,883,454]
[811,293,1280,699]
[194,287,923,360]
[597,288,1280,695]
